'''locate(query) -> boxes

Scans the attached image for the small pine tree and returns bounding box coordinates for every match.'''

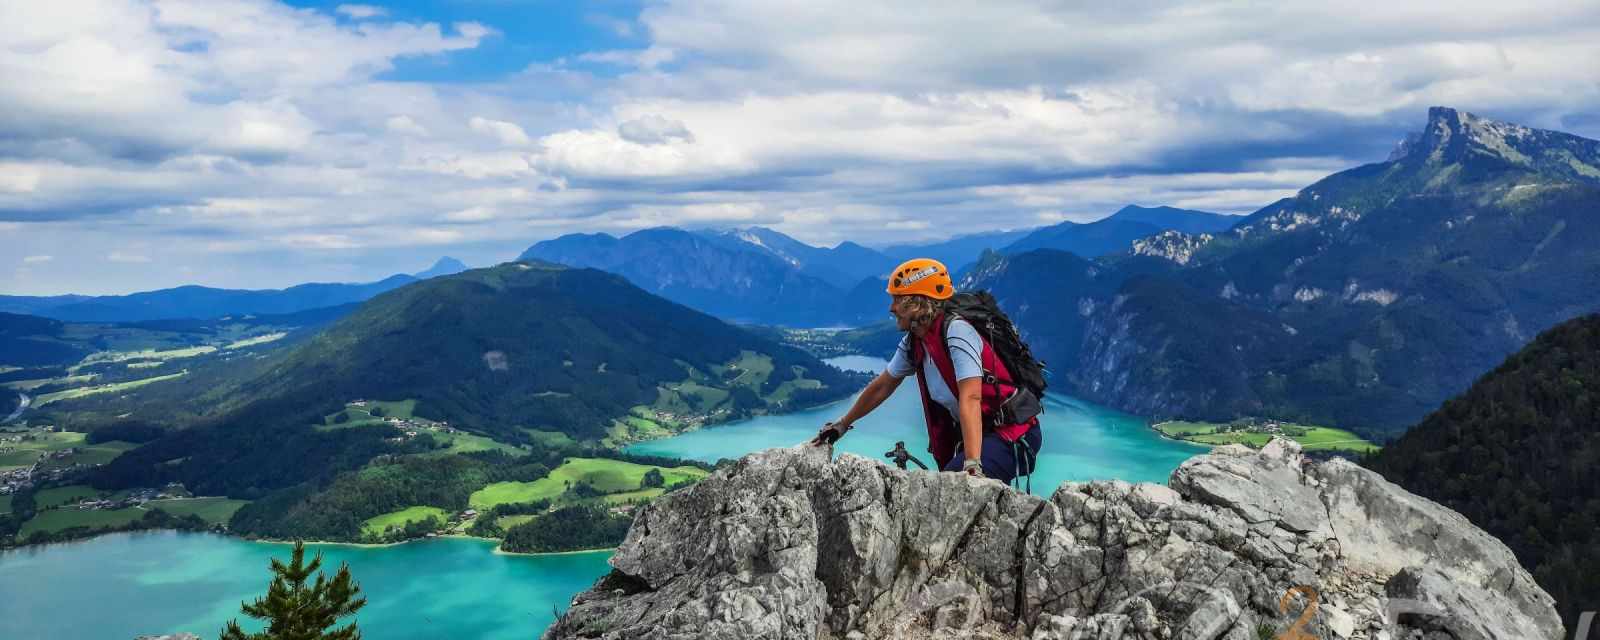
[220,541,367,640]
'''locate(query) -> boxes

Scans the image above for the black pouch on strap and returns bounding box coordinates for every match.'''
[992,387,1043,427]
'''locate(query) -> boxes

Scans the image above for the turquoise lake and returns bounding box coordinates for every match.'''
[630,356,1210,489]
[0,531,612,640]
[0,356,1208,640]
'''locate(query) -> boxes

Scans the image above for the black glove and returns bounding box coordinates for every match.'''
[811,421,851,446]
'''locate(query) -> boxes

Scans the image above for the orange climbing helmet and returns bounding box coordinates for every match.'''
[886,258,954,300]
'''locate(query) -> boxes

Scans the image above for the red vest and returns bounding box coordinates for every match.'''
[911,312,1037,468]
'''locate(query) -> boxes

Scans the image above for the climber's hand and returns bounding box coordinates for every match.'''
[962,458,986,478]
[811,421,851,446]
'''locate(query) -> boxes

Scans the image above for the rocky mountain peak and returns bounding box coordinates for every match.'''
[1130,230,1213,265]
[546,440,1561,640]
[1390,106,1600,184]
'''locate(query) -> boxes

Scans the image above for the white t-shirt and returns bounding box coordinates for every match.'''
[885,317,984,416]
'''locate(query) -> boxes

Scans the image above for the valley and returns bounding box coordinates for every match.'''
[0,106,1594,637]
[0,266,870,554]
[11,0,1600,635]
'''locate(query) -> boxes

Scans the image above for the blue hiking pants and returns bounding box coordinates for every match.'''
[941,423,1042,487]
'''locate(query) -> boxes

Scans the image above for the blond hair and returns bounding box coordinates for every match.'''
[896,295,946,334]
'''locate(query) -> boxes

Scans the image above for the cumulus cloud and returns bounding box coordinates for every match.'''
[578,46,677,70]
[335,4,385,19]
[5,0,1600,294]
[537,128,750,179]
[617,114,695,145]
[469,116,533,146]
[385,115,429,137]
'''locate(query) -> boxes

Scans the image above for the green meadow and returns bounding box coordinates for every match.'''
[144,498,251,525]
[361,506,451,537]
[1153,420,1379,454]
[469,457,707,510]
[19,507,147,537]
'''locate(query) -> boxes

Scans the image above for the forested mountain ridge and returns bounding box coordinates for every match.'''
[235,260,861,440]
[1369,313,1600,628]
[0,312,91,367]
[962,107,1600,436]
[89,261,865,497]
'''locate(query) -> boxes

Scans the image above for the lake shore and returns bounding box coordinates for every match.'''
[1147,420,1217,447]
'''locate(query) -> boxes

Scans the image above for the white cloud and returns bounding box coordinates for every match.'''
[107,251,152,263]
[537,129,750,178]
[279,234,360,250]
[453,22,494,41]
[617,114,694,145]
[23,255,53,263]
[6,0,1600,294]
[578,46,677,70]
[385,115,429,137]
[0,164,42,193]
[469,116,533,146]
[335,4,386,19]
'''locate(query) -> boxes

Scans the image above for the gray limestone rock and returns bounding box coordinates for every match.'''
[545,438,1563,640]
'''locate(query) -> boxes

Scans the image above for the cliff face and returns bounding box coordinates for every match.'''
[547,441,1562,640]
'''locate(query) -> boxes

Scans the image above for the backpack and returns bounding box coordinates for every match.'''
[943,291,1048,399]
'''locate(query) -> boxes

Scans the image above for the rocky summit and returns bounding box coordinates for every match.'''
[547,440,1561,640]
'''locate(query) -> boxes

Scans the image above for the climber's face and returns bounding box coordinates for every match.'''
[889,296,912,332]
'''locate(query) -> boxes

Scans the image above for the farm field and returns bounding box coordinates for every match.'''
[0,430,90,470]
[719,351,774,387]
[37,440,139,470]
[496,514,537,529]
[469,457,707,510]
[19,506,147,537]
[322,399,418,427]
[1153,421,1380,454]
[522,429,576,448]
[421,430,525,457]
[145,498,250,525]
[79,346,217,366]
[34,372,187,407]
[225,333,287,350]
[361,506,450,537]
[2,374,98,391]
[33,485,100,509]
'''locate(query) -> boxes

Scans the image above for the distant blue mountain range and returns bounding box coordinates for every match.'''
[0,257,468,323]
[1,203,1236,327]
[517,206,1233,326]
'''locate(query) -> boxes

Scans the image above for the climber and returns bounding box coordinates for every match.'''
[812,257,1044,487]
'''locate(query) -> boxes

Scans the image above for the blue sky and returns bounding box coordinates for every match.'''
[4,1,1600,294]
[284,1,647,83]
